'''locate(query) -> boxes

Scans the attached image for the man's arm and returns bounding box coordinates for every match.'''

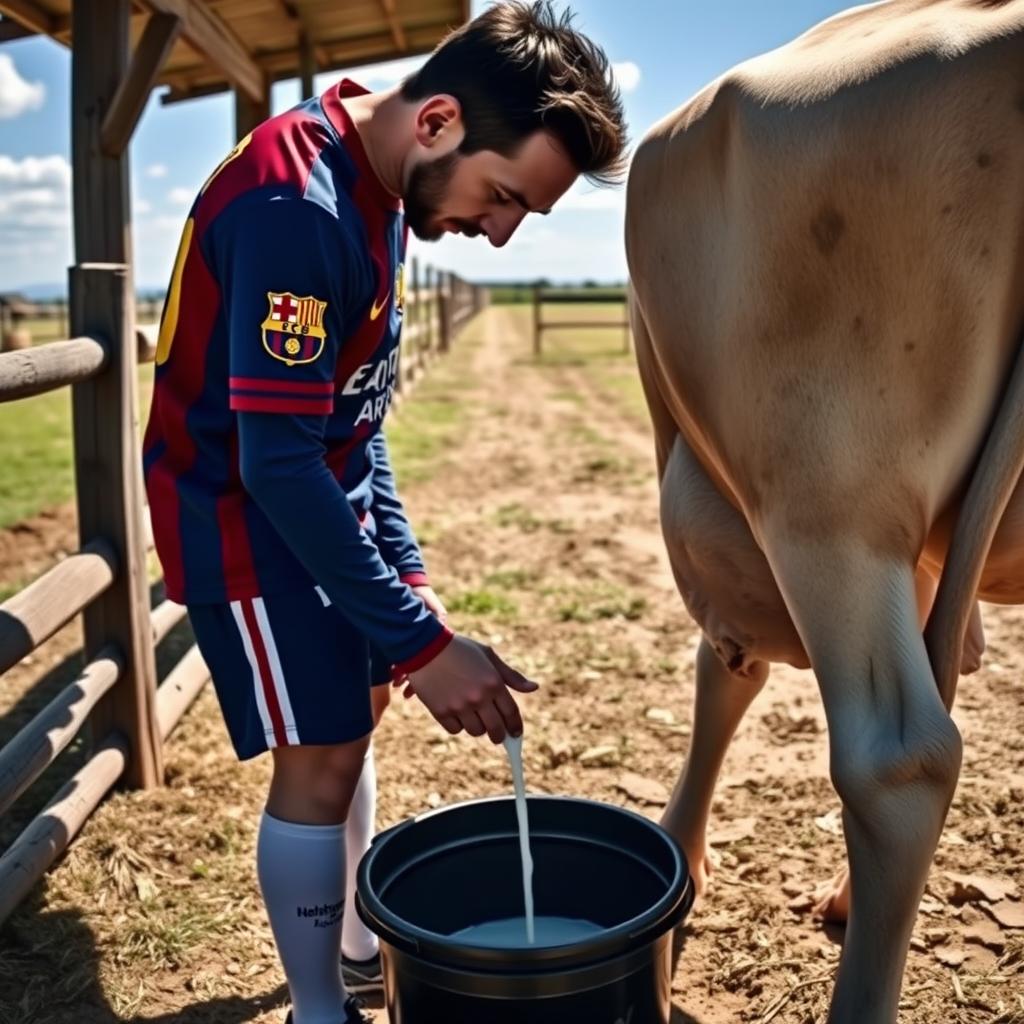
[368,431,428,586]
[238,410,450,672]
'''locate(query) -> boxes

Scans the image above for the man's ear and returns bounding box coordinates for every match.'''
[413,94,463,149]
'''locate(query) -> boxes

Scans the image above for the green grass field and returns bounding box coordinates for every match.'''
[0,303,639,530]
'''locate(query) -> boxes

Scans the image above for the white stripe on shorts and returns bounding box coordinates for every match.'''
[230,600,278,747]
[314,584,331,607]
[251,596,301,744]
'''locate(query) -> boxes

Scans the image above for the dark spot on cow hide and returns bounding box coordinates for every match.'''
[1017,93,1024,116]
[941,202,953,215]
[977,151,993,169]
[904,342,916,352]
[811,204,845,256]
[852,315,863,332]
[980,244,991,259]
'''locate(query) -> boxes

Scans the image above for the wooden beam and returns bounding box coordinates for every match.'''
[159,28,446,105]
[151,598,187,645]
[0,17,37,41]
[141,0,264,102]
[299,29,315,100]
[234,73,270,141]
[0,539,117,678]
[101,12,182,158]
[380,0,407,51]
[72,2,131,265]
[0,0,54,35]
[0,336,107,403]
[156,645,210,741]
[0,735,128,925]
[0,649,121,819]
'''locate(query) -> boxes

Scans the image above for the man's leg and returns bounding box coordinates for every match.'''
[341,685,390,975]
[188,589,376,1024]
[262,741,369,1023]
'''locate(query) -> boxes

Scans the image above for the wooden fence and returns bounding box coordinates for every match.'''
[532,283,632,356]
[0,260,487,924]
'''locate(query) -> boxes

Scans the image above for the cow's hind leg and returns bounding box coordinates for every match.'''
[765,537,962,1023]
[661,636,767,896]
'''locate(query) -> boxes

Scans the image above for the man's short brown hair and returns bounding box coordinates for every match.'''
[401,1,628,187]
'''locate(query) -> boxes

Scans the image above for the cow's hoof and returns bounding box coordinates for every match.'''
[812,867,850,924]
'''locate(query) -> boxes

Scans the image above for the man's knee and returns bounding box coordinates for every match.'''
[269,737,372,823]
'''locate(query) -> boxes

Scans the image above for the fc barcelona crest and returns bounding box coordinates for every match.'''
[261,291,328,366]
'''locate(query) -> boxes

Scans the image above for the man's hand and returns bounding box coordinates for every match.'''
[412,584,447,623]
[406,635,538,743]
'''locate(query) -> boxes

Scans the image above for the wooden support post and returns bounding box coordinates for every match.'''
[72,0,132,266]
[533,283,543,357]
[101,12,182,157]
[424,264,434,354]
[71,266,163,790]
[410,256,421,361]
[299,30,315,100]
[438,272,452,353]
[235,74,271,141]
[71,0,162,790]
[623,280,632,353]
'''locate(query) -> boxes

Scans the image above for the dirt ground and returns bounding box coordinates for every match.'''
[1,305,1022,1024]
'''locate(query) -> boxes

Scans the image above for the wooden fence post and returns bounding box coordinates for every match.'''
[424,264,435,355]
[438,272,452,353]
[70,264,163,789]
[623,279,633,353]
[533,283,543,357]
[70,0,161,789]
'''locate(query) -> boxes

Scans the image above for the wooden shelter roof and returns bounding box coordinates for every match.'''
[0,0,468,104]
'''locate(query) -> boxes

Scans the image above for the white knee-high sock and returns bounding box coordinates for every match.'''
[257,811,349,1024]
[341,743,380,962]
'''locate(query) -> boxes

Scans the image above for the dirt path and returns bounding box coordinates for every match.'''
[1,306,1022,1023]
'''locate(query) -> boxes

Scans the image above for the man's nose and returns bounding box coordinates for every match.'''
[483,208,527,248]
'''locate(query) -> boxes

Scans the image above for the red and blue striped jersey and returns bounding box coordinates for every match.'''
[143,80,450,672]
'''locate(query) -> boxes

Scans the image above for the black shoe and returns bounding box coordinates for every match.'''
[343,995,370,1023]
[283,996,368,1024]
[341,951,383,995]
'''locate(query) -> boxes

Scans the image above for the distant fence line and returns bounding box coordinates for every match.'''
[531,283,632,357]
[0,257,487,924]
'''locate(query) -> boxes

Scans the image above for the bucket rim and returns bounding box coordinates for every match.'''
[356,794,694,970]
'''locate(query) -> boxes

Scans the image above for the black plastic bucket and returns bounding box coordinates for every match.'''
[356,795,694,1024]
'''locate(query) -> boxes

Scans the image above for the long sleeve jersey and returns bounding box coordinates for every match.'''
[142,79,451,674]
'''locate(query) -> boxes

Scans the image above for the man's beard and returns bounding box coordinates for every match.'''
[403,151,481,241]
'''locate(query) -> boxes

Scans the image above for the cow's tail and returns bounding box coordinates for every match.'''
[925,327,1024,709]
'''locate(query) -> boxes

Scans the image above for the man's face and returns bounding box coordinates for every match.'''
[403,129,578,248]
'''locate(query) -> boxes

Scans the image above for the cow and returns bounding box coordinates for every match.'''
[624,1,1024,1020]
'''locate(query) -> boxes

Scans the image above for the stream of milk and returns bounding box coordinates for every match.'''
[502,733,535,944]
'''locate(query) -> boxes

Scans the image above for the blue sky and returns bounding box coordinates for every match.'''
[0,0,855,293]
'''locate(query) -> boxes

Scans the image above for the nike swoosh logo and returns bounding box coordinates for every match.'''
[369,291,391,321]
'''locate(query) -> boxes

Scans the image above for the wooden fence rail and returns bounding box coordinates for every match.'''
[0,257,487,925]
[532,283,632,357]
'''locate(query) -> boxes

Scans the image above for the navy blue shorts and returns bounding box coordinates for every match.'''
[187,585,391,760]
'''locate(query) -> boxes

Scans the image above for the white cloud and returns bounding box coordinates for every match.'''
[558,177,626,213]
[0,54,45,119]
[612,60,641,94]
[135,198,152,215]
[0,155,72,281]
[145,163,169,178]
[167,186,193,206]
[0,154,70,188]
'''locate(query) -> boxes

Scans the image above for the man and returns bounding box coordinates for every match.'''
[143,3,628,1021]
